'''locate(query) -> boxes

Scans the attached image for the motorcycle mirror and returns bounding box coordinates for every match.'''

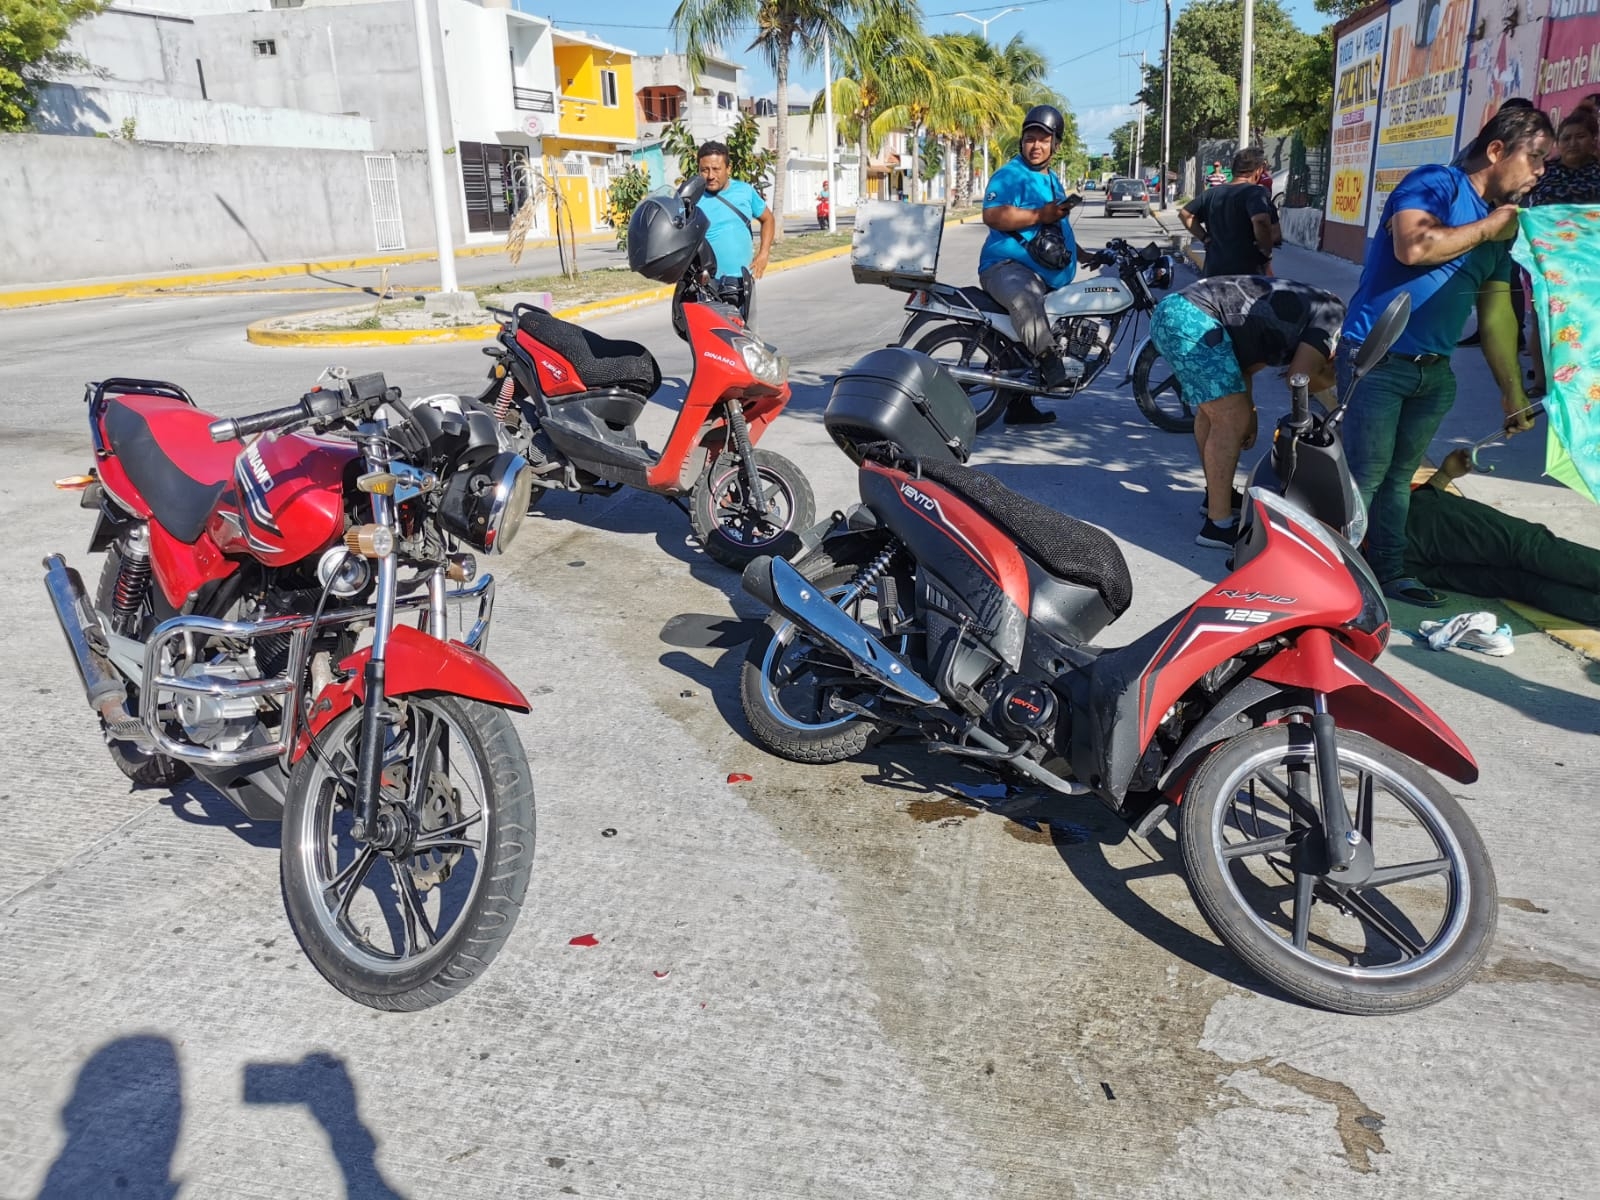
[1353,292,1411,379]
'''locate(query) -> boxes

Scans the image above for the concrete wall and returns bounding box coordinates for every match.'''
[32,83,375,149]
[54,7,204,99]
[1278,207,1323,251]
[0,134,451,284]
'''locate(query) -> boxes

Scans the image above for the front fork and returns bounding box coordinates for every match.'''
[1310,692,1373,883]
[725,401,769,519]
[351,486,399,847]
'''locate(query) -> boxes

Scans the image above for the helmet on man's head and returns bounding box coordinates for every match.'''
[1021,105,1065,142]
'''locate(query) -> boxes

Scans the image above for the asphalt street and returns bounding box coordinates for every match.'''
[0,197,1596,1199]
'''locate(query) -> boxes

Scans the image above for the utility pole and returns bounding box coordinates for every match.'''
[1238,0,1255,149]
[955,7,1022,189]
[1119,48,1147,183]
[1160,0,1172,211]
[823,26,837,233]
[410,0,458,295]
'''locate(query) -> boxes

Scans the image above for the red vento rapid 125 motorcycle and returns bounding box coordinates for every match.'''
[733,334,1496,1015]
[474,175,813,569]
[43,370,538,1010]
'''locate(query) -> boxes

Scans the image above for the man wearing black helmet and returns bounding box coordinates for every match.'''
[980,104,1081,425]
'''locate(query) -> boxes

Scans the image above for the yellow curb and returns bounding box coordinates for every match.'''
[245,312,500,348]
[1,232,615,310]
[549,284,675,322]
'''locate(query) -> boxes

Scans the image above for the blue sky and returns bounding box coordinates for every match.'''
[533,0,1328,152]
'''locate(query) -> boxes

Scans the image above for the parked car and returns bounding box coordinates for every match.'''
[1104,176,1152,218]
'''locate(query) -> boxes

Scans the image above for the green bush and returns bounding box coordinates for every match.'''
[605,164,654,250]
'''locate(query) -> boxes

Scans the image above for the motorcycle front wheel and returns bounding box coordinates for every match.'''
[910,324,1015,431]
[1131,340,1196,433]
[281,694,535,1011]
[1178,724,1496,1015]
[740,546,913,763]
[690,448,815,570]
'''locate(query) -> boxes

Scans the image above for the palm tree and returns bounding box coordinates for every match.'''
[672,0,896,238]
[809,2,923,203]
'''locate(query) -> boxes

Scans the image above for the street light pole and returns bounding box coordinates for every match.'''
[954,7,1022,189]
[1160,0,1172,210]
[1238,0,1255,149]
[410,0,458,294]
[1120,48,1147,182]
[823,26,837,233]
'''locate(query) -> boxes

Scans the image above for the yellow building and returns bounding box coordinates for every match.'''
[544,28,638,233]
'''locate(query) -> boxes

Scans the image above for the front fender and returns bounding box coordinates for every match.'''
[1125,334,1154,386]
[1251,628,1478,783]
[294,624,530,761]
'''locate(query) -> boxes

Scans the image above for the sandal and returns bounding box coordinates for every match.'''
[1381,576,1447,608]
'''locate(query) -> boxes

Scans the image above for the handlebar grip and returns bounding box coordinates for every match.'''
[208,400,308,443]
[1288,372,1311,431]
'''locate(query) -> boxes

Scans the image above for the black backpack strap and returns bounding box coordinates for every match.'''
[709,189,752,224]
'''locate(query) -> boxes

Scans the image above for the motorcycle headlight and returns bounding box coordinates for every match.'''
[439,451,533,555]
[735,335,788,386]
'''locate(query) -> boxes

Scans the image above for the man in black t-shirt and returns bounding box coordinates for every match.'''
[1148,275,1346,547]
[1179,148,1280,277]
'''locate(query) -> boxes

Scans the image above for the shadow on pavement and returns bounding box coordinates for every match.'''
[36,1035,182,1200]
[160,780,280,850]
[243,1052,408,1200]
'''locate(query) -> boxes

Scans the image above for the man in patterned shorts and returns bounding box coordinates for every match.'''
[1149,276,1346,547]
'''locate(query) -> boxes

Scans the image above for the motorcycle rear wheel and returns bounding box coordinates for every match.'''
[690,448,815,570]
[910,325,1014,431]
[1131,340,1196,433]
[280,694,535,1011]
[1179,724,1495,1015]
[740,548,909,763]
[95,543,192,788]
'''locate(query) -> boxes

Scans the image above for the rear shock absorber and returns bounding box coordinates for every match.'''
[492,374,517,421]
[110,524,152,634]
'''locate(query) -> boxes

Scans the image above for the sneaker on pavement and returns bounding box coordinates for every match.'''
[1460,623,1516,656]
[1195,518,1239,548]
[1420,612,1496,652]
[1196,488,1245,517]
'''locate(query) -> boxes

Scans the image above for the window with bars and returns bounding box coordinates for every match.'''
[253,39,277,57]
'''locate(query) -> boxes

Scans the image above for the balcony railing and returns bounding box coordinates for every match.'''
[512,86,555,114]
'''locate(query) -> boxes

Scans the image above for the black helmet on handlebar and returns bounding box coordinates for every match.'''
[627,179,711,284]
[1021,105,1065,142]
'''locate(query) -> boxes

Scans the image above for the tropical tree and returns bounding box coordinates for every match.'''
[808,1,924,203]
[1257,29,1334,151]
[2,0,106,130]
[673,0,896,238]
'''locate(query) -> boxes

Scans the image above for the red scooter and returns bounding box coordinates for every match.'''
[42,369,538,1010]
[477,176,813,569]
[734,335,1496,1015]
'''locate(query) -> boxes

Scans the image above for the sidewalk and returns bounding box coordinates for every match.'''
[1151,211,1600,659]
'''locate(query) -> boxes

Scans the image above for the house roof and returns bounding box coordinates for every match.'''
[550,27,637,57]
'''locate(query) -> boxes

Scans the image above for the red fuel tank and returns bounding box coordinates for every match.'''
[211,432,357,565]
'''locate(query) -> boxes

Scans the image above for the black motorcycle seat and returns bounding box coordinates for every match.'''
[914,457,1133,619]
[103,395,236,544]
[956,286,1010,316]
[517,307,661,396]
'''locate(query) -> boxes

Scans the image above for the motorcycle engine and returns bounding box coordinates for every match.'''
[177,655,263,753]
[986,674,1071,752]
[1058,319,1109,367]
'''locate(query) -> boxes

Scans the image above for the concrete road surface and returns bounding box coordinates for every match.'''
[0,209,1596,1199]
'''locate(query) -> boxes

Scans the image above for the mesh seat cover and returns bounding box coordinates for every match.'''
[518,308,660,396]
[914,457,1133,617]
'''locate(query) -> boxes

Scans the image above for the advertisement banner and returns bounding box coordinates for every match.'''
[1326,12,1389,227]
[1367,0,1475,236]
[1463,0,1550,140]
[1535,0,1600,122]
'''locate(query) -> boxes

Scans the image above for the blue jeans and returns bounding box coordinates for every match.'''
[1337,346,1457,584]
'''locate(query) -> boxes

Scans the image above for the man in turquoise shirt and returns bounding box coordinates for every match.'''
[697,141,774,283]
[980,104,1080,424]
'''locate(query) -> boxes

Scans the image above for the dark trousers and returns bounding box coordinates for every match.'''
[1405,485,1600,625]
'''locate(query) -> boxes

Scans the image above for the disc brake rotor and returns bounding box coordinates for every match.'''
[381,761,464,891]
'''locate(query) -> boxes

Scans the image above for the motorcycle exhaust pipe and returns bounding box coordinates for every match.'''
[42,554,148,743]
[742,555,940,705]
[942,364,1039,395]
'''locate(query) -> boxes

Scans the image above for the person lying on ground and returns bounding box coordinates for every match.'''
[1405,448,1600,626]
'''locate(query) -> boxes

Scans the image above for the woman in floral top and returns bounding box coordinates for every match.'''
[1527,112,1600,395]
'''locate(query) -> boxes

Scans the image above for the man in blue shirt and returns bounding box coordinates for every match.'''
[980,104,1081,424]
[697,141,774,285]
[1338,105,1551,607]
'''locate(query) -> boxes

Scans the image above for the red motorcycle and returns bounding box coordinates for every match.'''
[735,339,1496,1015]
[43,369,538,1010]
[477,176,813,569]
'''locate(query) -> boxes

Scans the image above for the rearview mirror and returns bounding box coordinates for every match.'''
[678,174,706,208]
[1353,293,1411,378]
